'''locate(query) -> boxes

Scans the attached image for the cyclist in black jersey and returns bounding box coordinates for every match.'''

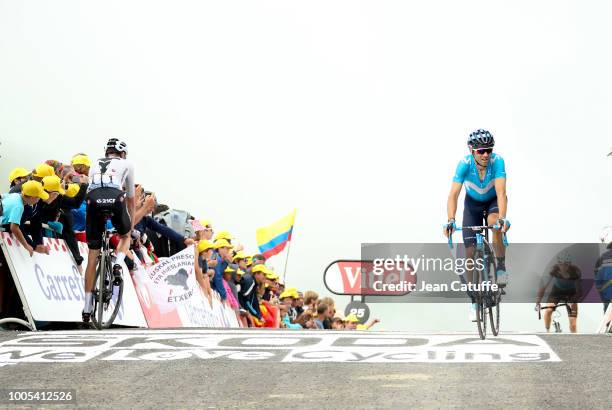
[82,138,136,322]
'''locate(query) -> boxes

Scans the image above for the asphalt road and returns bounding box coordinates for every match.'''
[0,329,610,409]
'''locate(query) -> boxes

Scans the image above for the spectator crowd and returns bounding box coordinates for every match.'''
[0,150,380,330]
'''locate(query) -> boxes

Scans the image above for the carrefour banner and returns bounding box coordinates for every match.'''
[131,245,240,328]
[0,232,147,328]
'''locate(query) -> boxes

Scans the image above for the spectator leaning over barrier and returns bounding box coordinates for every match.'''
[295,292,305,316]
[263,269,279,301]
[8,168,31,189]
[233,251,248,273]
[1,181,49,256]
[16,175,61,254]
[279,304,302,329]
[303,290,319,314]
[195,239,215,297]
[239,264,265,325]
[212,239,233,301]
[71,154,91,177]
[30,163,55,184]
[132,189,195,266]
[222,266,240,310]
[9,164,54,194]
[251,254,265,267]
[55,173,88,267]
[314,303,328,329]
[344,314,359,330]
[279,289,298,322]
[319,297,336,329]
[331,317,345,330]
[40,175,67,237]
[193,219,213,241]
[295,312,316,329]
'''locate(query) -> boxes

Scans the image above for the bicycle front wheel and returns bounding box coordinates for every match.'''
[474,258,487,339]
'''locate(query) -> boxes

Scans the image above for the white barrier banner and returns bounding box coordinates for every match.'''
[0,233,147,328]
[597,303,612,333]
[132,245,239,328]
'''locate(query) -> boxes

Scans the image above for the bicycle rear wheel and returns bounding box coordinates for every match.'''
[91,251,123,329]
[92,251,108,329]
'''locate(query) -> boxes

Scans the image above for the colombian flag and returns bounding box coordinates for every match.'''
[256,209,296,260]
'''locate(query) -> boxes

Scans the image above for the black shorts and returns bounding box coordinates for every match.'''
[85,187,131,250]
[546,288,579,317]
[462,195,499,247]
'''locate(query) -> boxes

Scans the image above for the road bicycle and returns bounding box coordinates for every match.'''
[448,222,508,340]
[536,302,573,333]
[91,210,124,329]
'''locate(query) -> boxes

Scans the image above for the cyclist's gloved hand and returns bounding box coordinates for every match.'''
[496,218,511,232]
[444,219,456,237]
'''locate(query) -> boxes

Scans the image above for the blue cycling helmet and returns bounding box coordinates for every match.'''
[467,129,495,149]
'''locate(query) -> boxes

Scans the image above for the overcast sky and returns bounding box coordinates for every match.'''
[1,1,610,330]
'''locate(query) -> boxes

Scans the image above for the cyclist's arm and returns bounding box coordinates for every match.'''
[535,275,553,304]
[447,182,462,220]
[10,223,32,253]
[494,178,507,218]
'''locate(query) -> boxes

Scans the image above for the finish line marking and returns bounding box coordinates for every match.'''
[0,331,561,365]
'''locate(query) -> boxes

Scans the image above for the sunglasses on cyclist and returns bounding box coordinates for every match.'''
[472,148,493,155]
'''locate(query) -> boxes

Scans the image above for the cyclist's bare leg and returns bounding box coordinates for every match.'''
[543,304,554,331]
[569,317,577,333]
[568,303,578,333]
[486,213,505,258]
[114,233,131,266]
[84,249,101,293]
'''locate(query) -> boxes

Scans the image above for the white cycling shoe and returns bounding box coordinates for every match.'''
[496,270,508,287]
[469,303,478,322]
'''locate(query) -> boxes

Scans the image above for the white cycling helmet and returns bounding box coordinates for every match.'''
[556,250,572,264]
[105,138,128,154]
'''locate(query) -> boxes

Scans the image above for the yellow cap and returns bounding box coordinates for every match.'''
[344,314,359,323]
[214,231,232,241]
[224,266,236,274]
[233,251,247,261]
[21,180,49,200]
[42,175,66,195]
[65,183,80,198]
[197,240,214,253]
[236,269,245,276]
[213,239,232,249]
[251,265,267,274]
[279,290,295,299]
[246,256,253,266]
[71,154,91,167]
[32,163,55,178]
[9,168,30,184]
[200,219,212,228]
[265,269,279,280]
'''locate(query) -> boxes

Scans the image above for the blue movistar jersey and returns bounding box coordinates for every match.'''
[453,153,506,202]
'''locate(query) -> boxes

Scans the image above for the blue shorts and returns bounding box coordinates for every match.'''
[462,195,499,247]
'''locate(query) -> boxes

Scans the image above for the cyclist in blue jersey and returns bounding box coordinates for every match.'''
[443,129,511,321]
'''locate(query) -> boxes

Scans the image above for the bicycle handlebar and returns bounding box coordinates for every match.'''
[447,224,509,249]
[535,302,571,320]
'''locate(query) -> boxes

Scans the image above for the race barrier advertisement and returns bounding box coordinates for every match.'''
[0,234,238,330]
[131,245,240,328]
[0,232,147,328]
